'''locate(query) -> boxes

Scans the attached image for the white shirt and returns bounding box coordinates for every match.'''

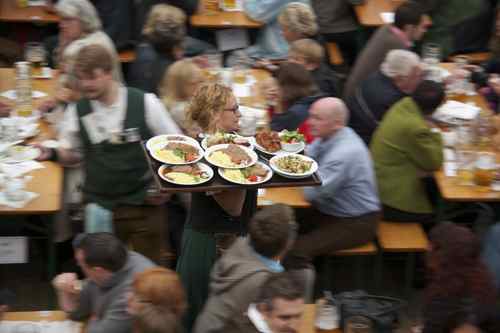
[59,86,181,150]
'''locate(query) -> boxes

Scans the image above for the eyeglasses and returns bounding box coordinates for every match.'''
[224,105,240,114]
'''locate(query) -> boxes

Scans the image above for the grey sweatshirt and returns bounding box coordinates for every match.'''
[193,238,281,333]
[68,251,154,333]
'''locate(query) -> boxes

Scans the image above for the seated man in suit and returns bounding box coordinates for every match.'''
[347,49,423,144]
[371,80,445,225]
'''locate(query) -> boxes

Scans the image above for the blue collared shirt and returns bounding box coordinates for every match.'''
[304,127,380,217]
[243,0,310,60]
[252,248,284,273]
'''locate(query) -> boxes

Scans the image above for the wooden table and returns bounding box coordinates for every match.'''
[3,307,334,333]
[0,68,62,214]
[3,310,67,321]
[354,0,401,27]
[0,68,62,280]
[190,0,261,28]
[0,0,59,23]
[433,63,499,202]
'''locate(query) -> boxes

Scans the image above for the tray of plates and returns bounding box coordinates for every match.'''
[142,140,321,193]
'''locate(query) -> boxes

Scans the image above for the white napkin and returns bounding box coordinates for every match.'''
[380,12,395,23]
[443,162,457,177]
[433,100,480,122]
[0,90,48,100]
[0,320,82,333]
[28,0,47,5]
[1,161,44,178]
[0,191,39,208]
[232,83,251,97]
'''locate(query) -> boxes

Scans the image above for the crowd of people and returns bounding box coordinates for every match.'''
[2,0,500,332]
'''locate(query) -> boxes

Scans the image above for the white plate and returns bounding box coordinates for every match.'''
[146,134,199,151]
[201,133,254,150]
[0,146,41,163]
[254,139,305,155]
[150,141,204,165]
[204,144,258,169]
[270,153,318,179]
[218,161,273,185]
[158,163,213,186]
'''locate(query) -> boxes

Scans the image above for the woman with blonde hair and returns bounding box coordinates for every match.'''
[160,59,205,136]
[177,83,257,332]
[237,0,314,62]
[128,267,186,333]
[278,2,318,44]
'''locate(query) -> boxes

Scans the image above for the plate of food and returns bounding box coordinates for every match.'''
[201,132,254,150]
[270,153,318,179]
[146,134,199,151]
[150,141,204,165]
[204,144,258,169]
[255,130,305,155]
[158,163,213,185]
[0,145,41,164]
[219,161,273,185]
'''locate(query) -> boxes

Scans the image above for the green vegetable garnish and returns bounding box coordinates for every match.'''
[281,130,304,143]
[173,148,186,160]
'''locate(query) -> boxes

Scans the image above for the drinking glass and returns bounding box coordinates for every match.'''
[422,43,441,64]
[221,0,237,10]
[474,152,496,189]
[456,150,476,185]
[422,43,442,81]
[345,316,373,333]
[203,0,220,13]
[24,42,47,77]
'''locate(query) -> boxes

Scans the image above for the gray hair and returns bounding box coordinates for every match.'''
[381,49,421,78]
[278,2,318,38]
[56,0,102,33]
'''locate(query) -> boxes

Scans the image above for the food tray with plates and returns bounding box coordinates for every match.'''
[142,141,321,192]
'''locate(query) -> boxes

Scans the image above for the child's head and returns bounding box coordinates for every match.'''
[288,39,324,71]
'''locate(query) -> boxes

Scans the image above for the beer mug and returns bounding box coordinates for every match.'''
[474,152,496,189]
[25,42,47,77]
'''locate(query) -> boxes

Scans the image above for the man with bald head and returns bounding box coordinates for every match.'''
[285,98,380,268]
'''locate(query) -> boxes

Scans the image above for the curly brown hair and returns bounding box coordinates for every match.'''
[426,223,496,304]
[186,82,233,133]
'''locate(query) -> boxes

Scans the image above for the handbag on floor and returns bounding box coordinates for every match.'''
[334,290,406,333]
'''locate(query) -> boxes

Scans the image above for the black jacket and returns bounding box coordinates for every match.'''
[128,42,175,95]
[346,70,406,144]
[311,63,339,97]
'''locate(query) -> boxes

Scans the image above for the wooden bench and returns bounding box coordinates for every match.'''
[377,221,429,295]
[326,42,344,66]
[118,49,136,63]
[449,52,491,64]
[322,242,378,291]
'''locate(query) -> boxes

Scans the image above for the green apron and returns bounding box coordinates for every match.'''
[77,87,153,210]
